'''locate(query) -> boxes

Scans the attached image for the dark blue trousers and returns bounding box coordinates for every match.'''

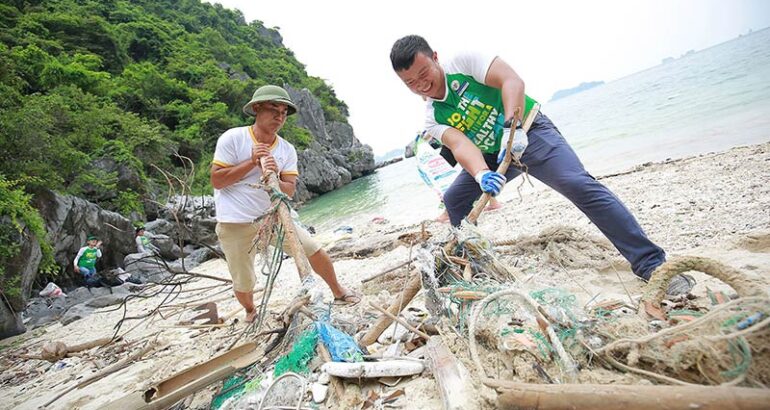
[444,112,666,279]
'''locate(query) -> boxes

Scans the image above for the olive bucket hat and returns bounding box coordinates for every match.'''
[242,85,298,117]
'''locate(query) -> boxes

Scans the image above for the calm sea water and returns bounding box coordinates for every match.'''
[299,28,770,233]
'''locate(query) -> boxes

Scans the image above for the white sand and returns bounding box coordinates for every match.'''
[1,142,768,409]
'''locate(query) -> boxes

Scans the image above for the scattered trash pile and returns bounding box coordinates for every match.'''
[189,222,770,409]
[3,204,770,409]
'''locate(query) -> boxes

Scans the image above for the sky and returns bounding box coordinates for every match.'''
[209,0,770,156]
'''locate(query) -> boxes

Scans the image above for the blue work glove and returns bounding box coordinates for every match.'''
[474,170,507,196]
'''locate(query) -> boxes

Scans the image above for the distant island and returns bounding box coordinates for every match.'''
[375,148,404,163]
[550,81,605,102]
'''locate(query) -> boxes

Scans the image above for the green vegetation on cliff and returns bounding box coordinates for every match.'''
[0,0,348,273]
[0,0,347,208]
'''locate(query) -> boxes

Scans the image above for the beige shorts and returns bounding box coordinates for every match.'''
[215,222,321,292]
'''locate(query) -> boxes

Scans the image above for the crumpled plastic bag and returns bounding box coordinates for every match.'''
[39,282,66,298]
[316,321,363,362]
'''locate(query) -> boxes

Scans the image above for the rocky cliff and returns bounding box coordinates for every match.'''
[286,86,376,202]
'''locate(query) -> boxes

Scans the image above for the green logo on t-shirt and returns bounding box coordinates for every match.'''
[433,73,537,154]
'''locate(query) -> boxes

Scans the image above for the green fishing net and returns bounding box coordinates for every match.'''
[273,328,319,377]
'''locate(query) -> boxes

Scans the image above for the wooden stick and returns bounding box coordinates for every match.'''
[317,341,345,404]
[361,259,413,283]
[160,323,229,330]
[368,302,430,341]
[426,336,475,410]
[487,379,770,410]
[360,271,422,346]
[174,271,233,284]
[263,170,311,279]
[467,104,540,225]
[68,337,112,353]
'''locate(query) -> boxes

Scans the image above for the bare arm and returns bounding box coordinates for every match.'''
[278,174,297,198]
[441,127,490,176]
[485,57,526,122]
[73,248,84,268]
[210,144,270,189]
[210,161,257,190]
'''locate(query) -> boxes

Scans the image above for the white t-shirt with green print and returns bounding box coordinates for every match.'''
[423,52,537,154]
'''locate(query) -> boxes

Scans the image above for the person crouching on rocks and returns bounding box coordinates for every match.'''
[74,235,102,287]
[135,226,159,254]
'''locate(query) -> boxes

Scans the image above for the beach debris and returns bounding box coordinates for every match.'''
[706,287,732,305]
[489,379,770,410]
[369,301,431,342]
[39,282,66,298]
[317,321,364,363]
[103,341,263,409]
[360,271,422,346]
[362,388,405,409]
[640,256,764,318]
[178,301,219,325]
[311,382,328,403]
[39,337,112,362]
[665,273,696,296]
[334,225,354,234]
[259,372,309,410]
[371,216,389,224]
[317,339,346,405]
[44,339,159,408]
[468,289,580,383]
[274,328,318,377]
[597,296,770,386]
[321,359,424,378]
[426,336,475,410]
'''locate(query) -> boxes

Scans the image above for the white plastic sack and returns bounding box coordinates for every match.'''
[39,282,66,298]
[415,135,458,199]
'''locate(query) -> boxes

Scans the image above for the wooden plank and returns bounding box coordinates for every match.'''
[488,379,770,410]
[426,336,475,410]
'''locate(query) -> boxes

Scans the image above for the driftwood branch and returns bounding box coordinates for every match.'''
[467,104,540,224]
[486,379,770,410]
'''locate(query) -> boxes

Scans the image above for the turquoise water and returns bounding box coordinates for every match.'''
[300,28,770,233]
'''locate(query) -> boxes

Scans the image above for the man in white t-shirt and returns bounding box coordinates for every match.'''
[389,36,689,293]
[211,85,360,323]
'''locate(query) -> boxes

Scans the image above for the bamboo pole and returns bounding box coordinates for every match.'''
[486,379,770,410]
[368,302,430,341]
[361,259,413,283]
[426,336,475,410]
[359,271,422,346]
[262,169,311,279]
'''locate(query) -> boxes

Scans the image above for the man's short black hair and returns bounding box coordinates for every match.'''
[390,35,433,71]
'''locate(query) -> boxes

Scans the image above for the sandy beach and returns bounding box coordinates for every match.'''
[1,141,769,409]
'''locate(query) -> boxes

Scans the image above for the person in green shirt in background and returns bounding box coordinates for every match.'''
[74,235,103,287]
[135,226,160,254]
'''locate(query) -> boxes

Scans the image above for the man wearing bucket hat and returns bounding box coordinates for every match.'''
[211,85,360,323]
[73,235,103,287]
